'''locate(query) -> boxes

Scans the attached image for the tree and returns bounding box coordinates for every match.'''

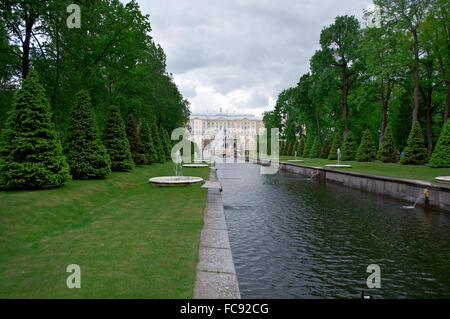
[356,129,376,161]
[429,119,450,168]
[139,121,157,164]
[161,128,172,160]
[302,135,314,158]
[150,121,165,163]
[341,131,357,160]
[125,113,147,165]
[377,125,397,162]
[328,131,342,160]
[103,106,134,171]
[309,136,321,158]
[320,135,331,159]
[297,136,305,157]
[65,90,111,179]
[400,121,428,165]
[0,70,70,189]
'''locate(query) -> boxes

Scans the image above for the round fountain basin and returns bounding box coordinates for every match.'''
[182,164,208,168]
[287,160,304,163]
[149,176,204,187]
[325,164,352,168]
[435,176,450,183]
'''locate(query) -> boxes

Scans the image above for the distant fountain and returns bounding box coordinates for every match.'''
[287,150,304,163]
[325,148,352,168]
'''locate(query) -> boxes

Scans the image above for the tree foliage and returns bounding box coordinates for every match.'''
[341,131,357,161]
[429,119,450,168]
[400,121,428,165]
[356,129,376,162]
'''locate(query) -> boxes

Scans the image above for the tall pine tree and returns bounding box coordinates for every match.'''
[65,90,111,179]
[103,106,134,171]
[139,121,157,164]
[0,70,70,189]
[429,120,449,168]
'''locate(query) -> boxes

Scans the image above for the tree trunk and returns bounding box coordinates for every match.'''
[22,18,33,79]
[412,29,420,125]
[379,81,392,146]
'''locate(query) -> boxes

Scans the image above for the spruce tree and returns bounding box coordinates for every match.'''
[356,129,376,162]
[400,121,428,165]
[65,90,111,179]
[297,136,305,157]
[429,120,449,168]
[309,136,321,158]
[150,121,165,163]
[125,113,147,165]
[286,141,293,156]
[103,106,134,171]
[377,125,397,163]
[139,121,157,164]
[161,128,171,160]
[303,135,314,158]
[320,135,331,159]
[292,139,299,156]
[341,131,357,161]
[0,70,70,189]
[328,131,341,160]
[280,141,286,156]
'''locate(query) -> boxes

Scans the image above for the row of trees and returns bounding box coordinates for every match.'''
[0,71,173,189]
[264,0,449,168]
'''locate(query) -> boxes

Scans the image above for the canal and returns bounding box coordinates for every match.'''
[217,162,450,298]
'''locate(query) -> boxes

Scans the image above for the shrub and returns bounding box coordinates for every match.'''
[328,131,342,160]
[356,129,376,162]
[150,121,165,163]
[162,128,173,160]
[125,113,147,165]
[303,135,314,158]
[341,131,357,161]
[320,135,331,159]
[102,106,134,171]
[0,70,70,189]
[400,121,428,165]
[286,141,293,156]
[297,136,305,157]
[377,125,397,163]
[429,120,450,168]
[65,90,111,179]
[139,121,157,164]
[309,136,321,158]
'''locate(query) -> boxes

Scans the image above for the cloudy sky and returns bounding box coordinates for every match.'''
[127,0,373,117]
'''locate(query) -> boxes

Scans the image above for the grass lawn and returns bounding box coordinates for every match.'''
[0,163,210,298]
[280,156,450,183]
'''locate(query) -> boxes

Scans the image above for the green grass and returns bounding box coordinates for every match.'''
[280,156,450,183]
[0,163,210,298]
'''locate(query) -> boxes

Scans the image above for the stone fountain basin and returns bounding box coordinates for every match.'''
[324,164,352,168]
[435,176,450,183]
[149,176,204,187]
[182,164,209,168]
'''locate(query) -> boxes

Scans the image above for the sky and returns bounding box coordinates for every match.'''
[124,0,373,118]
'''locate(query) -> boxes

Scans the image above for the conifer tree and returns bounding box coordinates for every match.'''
[356,129,376,162]
[320,135,331,159]
[309,136,321,158]
[303,135,314,158]
[430,120,450,168]
[328,131,341,160]
[161,128,172,160]
[150,121,165,163]
[292,139,299,156]
[377,125,397,163]
[286,141,293,156]
[297,136,305,157]
[102,106,134,171]
[125,113,147,165]
[341,131,357,161]
[0,70,70,189]
[65,90,111,179]
[139,121,157,164]
[400,121,428,165]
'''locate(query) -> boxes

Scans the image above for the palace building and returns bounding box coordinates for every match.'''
[188,109,265,158]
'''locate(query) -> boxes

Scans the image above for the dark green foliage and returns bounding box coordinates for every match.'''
[150,122,165,163]
[161,128,172,160]
[280,141,286,156]
[0,70,70,189]
[125,113,147,165]
[102,106,134,171]
[356,129,376,162]
[309,136,321,158]
[429,120,450,168]
[286,141,293,156]
[292,139,299,156]
[139,121,157,165]
[401,121,428,165]
[328,131,342,160]
[297,137,305,157]
[65,90,111,179]
[320,136,331,159]
[303,135,314,158]
[377,125,397,163]
[341,131,357,161]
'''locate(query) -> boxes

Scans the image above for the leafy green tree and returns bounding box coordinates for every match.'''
[356,129,376,162]
[139,121,157,164]
[65,90,111,179]
[320,136,331,159]
[103,106,134,171]
[303,135,314,158]
[150,122,165,163]
[309,136,321,158]
[377,125,398,162]
[429,120,450,168]
[125,113,147,165]
[328,131,342,160]
[400,121,428,165]
[341,131,357,160]
[0,70,70,189]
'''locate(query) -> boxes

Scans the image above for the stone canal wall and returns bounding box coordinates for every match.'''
[250,158,450,212]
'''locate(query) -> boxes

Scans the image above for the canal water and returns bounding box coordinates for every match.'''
[217,162,450,299]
